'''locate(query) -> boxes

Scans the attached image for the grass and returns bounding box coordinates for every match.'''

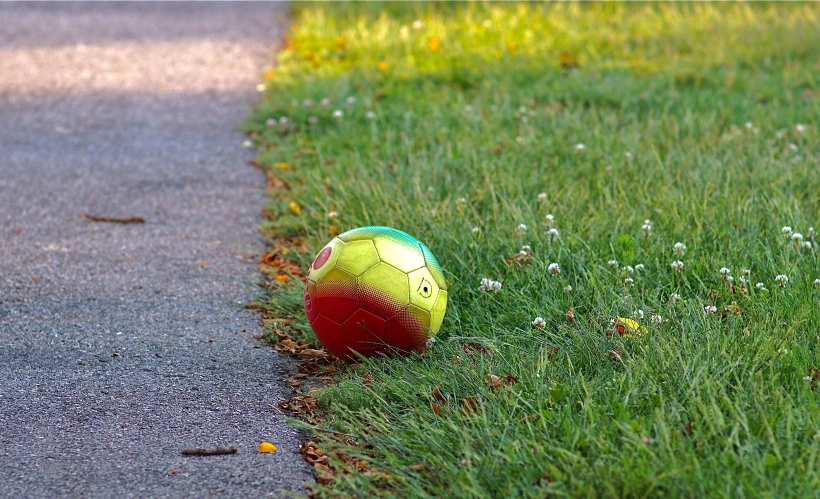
[244,2,820,497]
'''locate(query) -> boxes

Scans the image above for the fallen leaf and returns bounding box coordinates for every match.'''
[566,308,575,324]
[432,383,447,403]
[431,403,441,417]
[258,442,277,453]
[462,397,480,415]
[298,348,329,360]
[682,421,694,438]
[80,212,145,224]
[463,342,491,355]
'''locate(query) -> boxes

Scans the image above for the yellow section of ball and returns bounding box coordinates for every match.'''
[407,267,439,311]
[359,262,410,306]
[373,236,425,273]
[335,239,380,276]
[429,289,448,334]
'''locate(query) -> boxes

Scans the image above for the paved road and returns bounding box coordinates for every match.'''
[0,3,312,497]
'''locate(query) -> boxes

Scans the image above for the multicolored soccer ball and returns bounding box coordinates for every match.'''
[303,226,447,360]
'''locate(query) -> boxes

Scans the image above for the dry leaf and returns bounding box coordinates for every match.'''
[463,342,491,355]
[298,348,329,359]
[462,397,480,415]
[431,403,442,417]
[432,383,447,403]
[566,308,575,324]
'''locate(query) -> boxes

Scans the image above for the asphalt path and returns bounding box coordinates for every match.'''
[0,3,312,497]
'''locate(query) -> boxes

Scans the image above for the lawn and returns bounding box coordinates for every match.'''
[244,2,820,497]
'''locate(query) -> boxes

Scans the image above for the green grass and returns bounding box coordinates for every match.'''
[245,2,820,497]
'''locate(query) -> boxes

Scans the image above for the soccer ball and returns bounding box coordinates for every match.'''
[303,226,447,360]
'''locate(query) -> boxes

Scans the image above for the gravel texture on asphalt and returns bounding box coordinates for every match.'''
[0,2,313,497]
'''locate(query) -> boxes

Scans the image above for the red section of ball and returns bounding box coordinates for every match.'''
[343,309,386,350]
[304,281,319,323]
[309,314,353,359]
[312,246,333,271]
[315,280,358,324]
[384,307,428,353]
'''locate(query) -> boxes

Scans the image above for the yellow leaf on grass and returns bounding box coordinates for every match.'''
[288,201,302,214]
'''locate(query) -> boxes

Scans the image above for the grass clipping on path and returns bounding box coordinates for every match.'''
[246,3,820,497]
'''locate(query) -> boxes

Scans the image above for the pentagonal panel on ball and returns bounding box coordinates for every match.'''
[407,267,440,312]
[385,305,431,353]
[310,313,353,360]
[373,236,425,273]
[307,237,344,283]
[429,289,447,334]
[420,244,447,290]
[335,239,380,276]
[358,262,410,319]
[314,268,358,323]
[342,308,387,349]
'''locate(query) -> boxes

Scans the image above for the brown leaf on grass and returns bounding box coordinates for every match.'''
[463,342,491,355]
[279,395,321,422]
[432,383,447,403]
[80,212,145,224]
[485,374,520,391]
[492,143,505,153]
[410,463,428,471]
[722,303,742,319]
[505,250,533,266]
[431,403,442,417]
[462,397,480,415]
[558,51,579,69]
[682,421,694,438]
[328,225,340,236]
[608,350,623,363]
[809,367,820,391]
[259,252,303,278]
[547,346,560,359]
[298,348,329,360]
[566,308,575,324]
[300,442,329,465]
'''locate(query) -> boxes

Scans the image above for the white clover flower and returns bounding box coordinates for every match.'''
[279,117,290,126]
[532,317,546,330]
[479,278,502,292]
[266,118,276,127]
[776,129,786,139]
[456,197,467,209]
[608,259,618,269]
[516,136,525,143]
[727,276,735,284]
[521,245,531,253]
[642,436,655,445]
[545,214,555,227]
[605,165,613,175]
[775,274,789,287]
[803,241,813,249]
[640,219,652,236]
[670,293,681,302]
[792,232,804,243]
[705,305,717,314]
[537,192,547,202]
[365,111,376,120]
[464,104,473,113]
[635,264,645,272]
[303,99,313,107]
[425,336,436,348]
[256,83,266,93]
[517,223,528,232]
[814,278,820,287]
[548,263,561,276]
[633,309,644,320]
[332,109,344,119]
[545,228,560,242]
[308,116,318,124]
[650,314,663,326]
[671,260,684,272]
[625,277,634,286]
[719,267,731,278]
[788,143,799,152]
[742,268,751,276]
[780,348,789,355]
[327,211,339,218]
[625,265,634,275]
[804,376,814,382]
[471,227,481,234]
[346,96,357,105]
[795,124,806,133]
[563,285,572,293]
[808,227,816,238]
[574,143,585,152]
[782,226,793,236]
[624,151,633,160]
[412,19,424,29]
[673,242,686,256]
[320,98,330,107]
[756,282,766,290]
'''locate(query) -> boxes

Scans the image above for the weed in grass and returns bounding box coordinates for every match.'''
[247,2,820,497]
